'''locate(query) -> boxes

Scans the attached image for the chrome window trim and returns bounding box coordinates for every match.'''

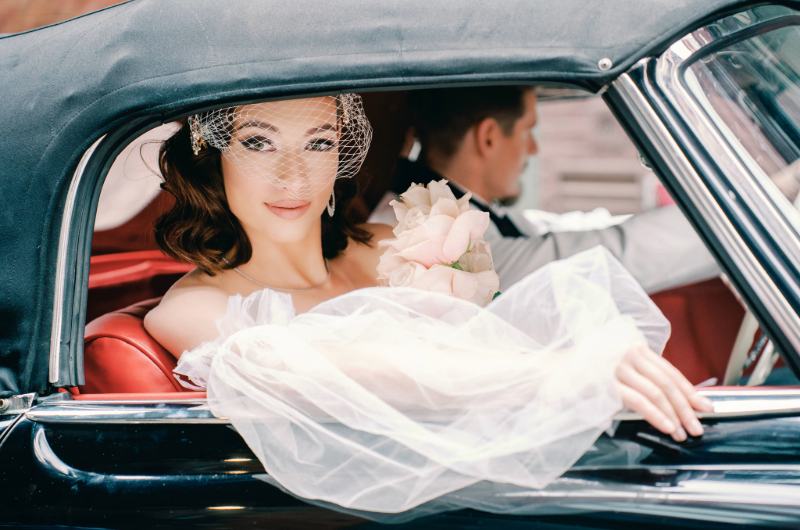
[655,6,800,277]
[612,68,800,354]
[24,389,800,424]
[49,136,105,384]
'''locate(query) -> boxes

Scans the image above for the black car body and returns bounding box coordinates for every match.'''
[3,0,800,527]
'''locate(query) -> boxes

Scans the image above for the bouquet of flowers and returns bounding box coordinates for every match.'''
[377,180,500,307]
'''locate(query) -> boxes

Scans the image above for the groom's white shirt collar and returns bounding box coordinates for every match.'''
[448,180,514,217]
[447,181,491,209]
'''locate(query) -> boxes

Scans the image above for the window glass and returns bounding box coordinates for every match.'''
[683,25,800,227]
[519,95,663,234]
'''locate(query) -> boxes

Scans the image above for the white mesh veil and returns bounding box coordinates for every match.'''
[188,94,372,200]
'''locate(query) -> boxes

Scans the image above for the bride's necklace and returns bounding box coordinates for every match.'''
[222,257,330,293]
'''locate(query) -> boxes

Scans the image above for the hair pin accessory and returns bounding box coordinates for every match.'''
[188,114,208,155]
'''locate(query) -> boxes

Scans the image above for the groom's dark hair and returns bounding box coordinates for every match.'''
[408,86,531,161]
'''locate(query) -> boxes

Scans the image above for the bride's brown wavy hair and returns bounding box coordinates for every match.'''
[154,118,372,275]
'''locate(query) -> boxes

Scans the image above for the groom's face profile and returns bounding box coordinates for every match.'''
[479,89,538,202]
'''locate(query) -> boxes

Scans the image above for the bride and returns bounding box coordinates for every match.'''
[144,94,712,514]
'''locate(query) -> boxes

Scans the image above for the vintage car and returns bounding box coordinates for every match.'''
[3,0,800,527]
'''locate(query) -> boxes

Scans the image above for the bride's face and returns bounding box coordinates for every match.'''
[220,97,340,244]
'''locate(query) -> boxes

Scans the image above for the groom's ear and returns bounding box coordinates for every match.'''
[474,118,501,159]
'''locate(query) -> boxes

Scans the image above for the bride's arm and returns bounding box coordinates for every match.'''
[143,285,230,359]
[352,223,712,442]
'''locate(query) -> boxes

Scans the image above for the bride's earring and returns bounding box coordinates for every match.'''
[327,190,336,217]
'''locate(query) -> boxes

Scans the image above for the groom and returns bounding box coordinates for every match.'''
[369,86,720,293]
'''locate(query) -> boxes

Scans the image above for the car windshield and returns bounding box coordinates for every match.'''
[682,23,800,231]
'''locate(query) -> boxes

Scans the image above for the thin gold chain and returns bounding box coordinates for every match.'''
[222,257,330,293]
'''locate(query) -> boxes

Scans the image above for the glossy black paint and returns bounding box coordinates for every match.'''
[2,406,800,528]
[0,416,19,443]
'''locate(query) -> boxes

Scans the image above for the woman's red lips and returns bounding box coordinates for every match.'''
[265,200,311,220]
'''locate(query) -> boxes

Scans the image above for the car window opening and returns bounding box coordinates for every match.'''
[74,87,798,402]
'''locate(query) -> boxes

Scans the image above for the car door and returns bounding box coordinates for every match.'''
[4,390,800,529]
[0,395,371,528]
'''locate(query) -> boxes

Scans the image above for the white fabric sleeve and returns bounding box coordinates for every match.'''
[489,205,720,294]
[198,246,669,513]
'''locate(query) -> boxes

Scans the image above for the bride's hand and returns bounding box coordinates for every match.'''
[616,344,715,442]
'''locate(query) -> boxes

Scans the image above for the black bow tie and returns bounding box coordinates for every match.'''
[448,186,524,238]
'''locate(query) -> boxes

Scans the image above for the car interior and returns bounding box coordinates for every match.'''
[66,88,781,399]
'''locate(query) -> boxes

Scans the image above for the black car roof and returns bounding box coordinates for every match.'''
[0,0,774,392]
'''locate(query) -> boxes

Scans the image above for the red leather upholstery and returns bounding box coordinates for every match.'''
[72,392,207,401]
[87,250,194,323]
[91,191,174,255]
[651,277,745,385]
[81,298,197,394]
[81,268,744,393]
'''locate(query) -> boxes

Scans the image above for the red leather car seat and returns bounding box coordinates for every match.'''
[651,277,745,385]
[81,276,743,393]
[81,298,196,394]
[87,250,194,323]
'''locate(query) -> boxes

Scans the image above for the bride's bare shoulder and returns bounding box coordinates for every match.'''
[143,270,230,358]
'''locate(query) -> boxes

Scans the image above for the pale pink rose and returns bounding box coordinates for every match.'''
[387,261,420,288]
[376,247,409,286]
[392,203,431,236]
[398,183,431,209]
[389,180,471,232]
[397,214,456,267]
[397,210,490,267]
[392,180,470,217]
[427,179,458,205]
[456,194,471,214]
[429,179,472,214]
[429,196,460,219]
[389,199,408,223]
[451,268,500,307]
[406,265,458,297]
[455,240,495,273]
[396,264,499,308]
[382,231,414,254]
[378,179,499,306]
[441,210,490,263]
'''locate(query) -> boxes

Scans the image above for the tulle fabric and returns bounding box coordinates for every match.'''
[174,246,669,513]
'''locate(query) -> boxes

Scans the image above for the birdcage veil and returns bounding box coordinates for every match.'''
[188,94,372,201]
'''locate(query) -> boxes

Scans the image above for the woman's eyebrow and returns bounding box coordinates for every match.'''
[306,123,336,135]
[235,120,278,133]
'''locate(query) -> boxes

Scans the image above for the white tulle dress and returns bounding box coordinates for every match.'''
[174,247,669,515]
